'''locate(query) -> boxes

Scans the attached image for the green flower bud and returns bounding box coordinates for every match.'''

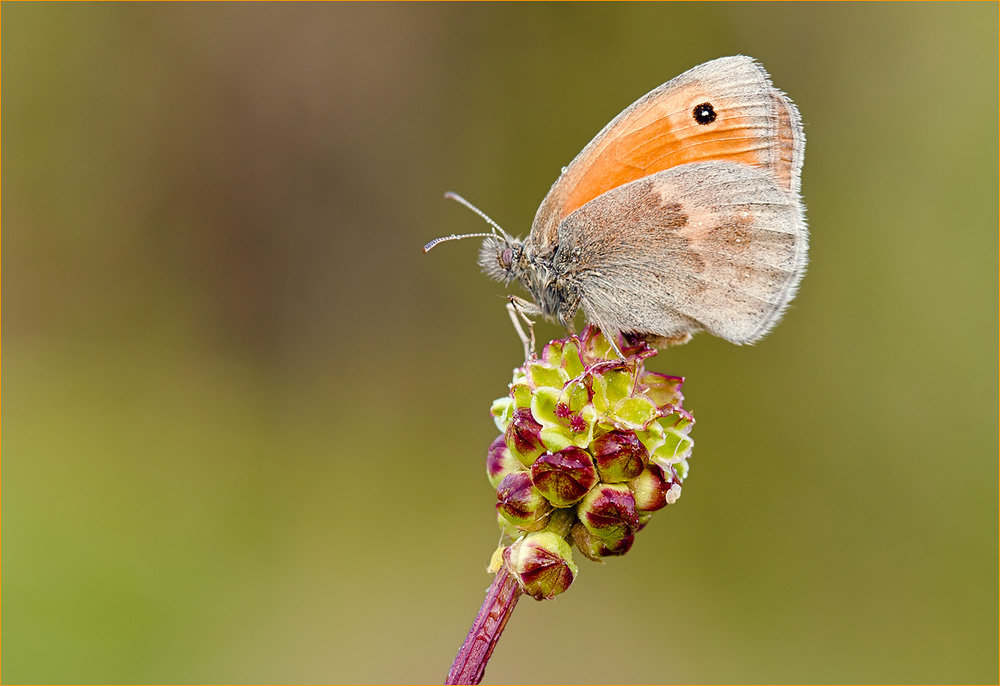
[496,511,524,540]
[530,447,598,508]
[590,430,647,483]
[504,531,577,599]
[541,507,578,538]
[496,472,552,532]
[576,482,640,542]
[571,522,635,562]
[487,434,522,489]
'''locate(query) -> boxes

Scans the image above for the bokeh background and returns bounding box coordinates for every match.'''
[4,3,997,684]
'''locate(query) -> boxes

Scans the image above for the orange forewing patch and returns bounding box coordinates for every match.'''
[559,87,771,223]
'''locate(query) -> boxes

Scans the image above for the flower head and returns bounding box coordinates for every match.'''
[486,326,695,598]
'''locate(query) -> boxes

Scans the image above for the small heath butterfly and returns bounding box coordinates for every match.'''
[426,56,807,356]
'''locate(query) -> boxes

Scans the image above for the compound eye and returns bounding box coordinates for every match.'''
[499,248,514,269]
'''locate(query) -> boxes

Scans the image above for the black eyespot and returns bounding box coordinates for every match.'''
[693,102,717,125]
[499,248,514,269]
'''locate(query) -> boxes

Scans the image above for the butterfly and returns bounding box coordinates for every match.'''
[426,55,807,358]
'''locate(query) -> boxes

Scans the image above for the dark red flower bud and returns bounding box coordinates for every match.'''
[530,447,598,508]
[505,407,545,466]
[590,430,647,483]
[576,483,640,542]
[629,464,680,512]
[496,472,552,531]
[504,532,577,599]
[487,434,521,489]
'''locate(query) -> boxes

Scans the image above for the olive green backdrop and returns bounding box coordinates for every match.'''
[4,2,997,684]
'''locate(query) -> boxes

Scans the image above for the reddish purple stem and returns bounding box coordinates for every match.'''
[446,567,523,685]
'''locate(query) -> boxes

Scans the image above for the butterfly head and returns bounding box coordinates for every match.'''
[478,233,526,285]
[430,191,530,285]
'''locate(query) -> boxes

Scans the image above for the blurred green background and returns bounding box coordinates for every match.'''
[4,3,997,684]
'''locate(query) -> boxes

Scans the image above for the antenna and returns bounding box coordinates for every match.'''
[422,192,514,253]
[422,231,494,253]
[443,192,509,236]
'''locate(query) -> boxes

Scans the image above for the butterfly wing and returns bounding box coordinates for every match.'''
[553,161,807,345]
[531,55,804,254]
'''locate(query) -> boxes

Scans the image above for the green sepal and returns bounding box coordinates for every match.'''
[512,382,533,409]
[651,426,694,467]
[603,368,633,405]
[674,458,690,482]
[526,361,570,390]
[540,339,567,369]
[491,397,514,432]
[636,420,666,456]
[540,427,575,452]
[555,338,586,378]
[532,385,597,450]
[610,396,660,430]
[588,372,609,413]
[560,380,591,414]
[570,405,598,448]
[651,412,694,466]
[640,372,684,409]
[531,387,563,427]
[582,329,616,360]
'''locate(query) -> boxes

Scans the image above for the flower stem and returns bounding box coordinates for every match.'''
[446,566,523,685]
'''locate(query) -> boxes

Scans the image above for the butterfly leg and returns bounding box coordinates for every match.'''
[606,335,626,360]
[588,317,626,360]
[506,296,541,360]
